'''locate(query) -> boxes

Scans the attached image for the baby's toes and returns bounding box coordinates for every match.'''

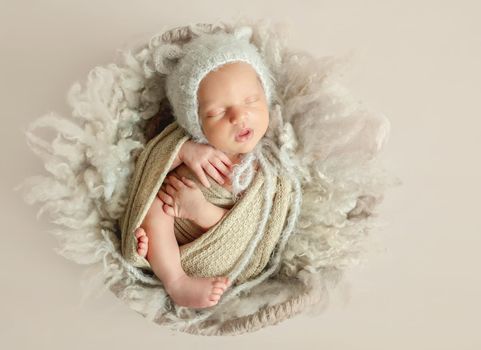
[215,276,230,288]
[212,281,227,292]
[134,227,146,239]
[214,276,229,284]
[208,293,221,302]
[212,286,225,296]
[206,299,219,307]
[137,242,148,256]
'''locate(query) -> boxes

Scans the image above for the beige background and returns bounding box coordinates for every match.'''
[1,0,480,349]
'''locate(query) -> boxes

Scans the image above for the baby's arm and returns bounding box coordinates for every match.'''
[167,142,186,172]
[193,202,229,233]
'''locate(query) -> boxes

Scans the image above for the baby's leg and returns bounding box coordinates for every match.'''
[137,197,231,308]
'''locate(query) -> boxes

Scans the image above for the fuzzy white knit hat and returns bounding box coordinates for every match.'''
[153,27,275,144]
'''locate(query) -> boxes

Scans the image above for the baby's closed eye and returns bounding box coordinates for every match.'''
[210,109,225,117]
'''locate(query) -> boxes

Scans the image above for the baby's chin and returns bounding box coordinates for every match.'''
[209,142,254,162]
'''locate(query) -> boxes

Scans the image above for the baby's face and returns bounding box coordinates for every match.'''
[197,61,270,158]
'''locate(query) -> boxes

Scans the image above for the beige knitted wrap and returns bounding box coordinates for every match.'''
[120,121,293,284]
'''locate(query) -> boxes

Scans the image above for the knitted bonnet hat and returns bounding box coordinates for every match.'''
[153,26,275,144]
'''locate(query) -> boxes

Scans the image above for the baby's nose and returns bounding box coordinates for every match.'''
[229,106,248,122]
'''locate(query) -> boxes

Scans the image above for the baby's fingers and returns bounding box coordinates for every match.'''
[216,151,234,170]
[162,203,175,217]
[181,176,197,188]
[205,162,224,186]
[158,189,173,205]
[193,164,210,188]
[213,158,232,177]
[167,175,185,189]
[163,184,176,197]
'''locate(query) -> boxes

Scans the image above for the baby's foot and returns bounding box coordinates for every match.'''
[165,275,231,309]
[134,228,149,258]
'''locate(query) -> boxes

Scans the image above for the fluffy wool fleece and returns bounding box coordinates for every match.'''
[21,18,400,335]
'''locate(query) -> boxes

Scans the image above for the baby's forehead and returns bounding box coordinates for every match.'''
[197,78,262,110]
[195,62,267,118]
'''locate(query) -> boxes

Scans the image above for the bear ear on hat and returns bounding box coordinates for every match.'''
[153,44,185,75]
[233,26,253,42]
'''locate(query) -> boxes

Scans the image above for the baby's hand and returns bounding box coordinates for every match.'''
[180,140,233,188]
[157,174,207,222]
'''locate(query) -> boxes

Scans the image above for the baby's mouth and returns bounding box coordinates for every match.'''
[235,128,253,142]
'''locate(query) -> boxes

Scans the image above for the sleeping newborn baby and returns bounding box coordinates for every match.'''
[131,30,274,309]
